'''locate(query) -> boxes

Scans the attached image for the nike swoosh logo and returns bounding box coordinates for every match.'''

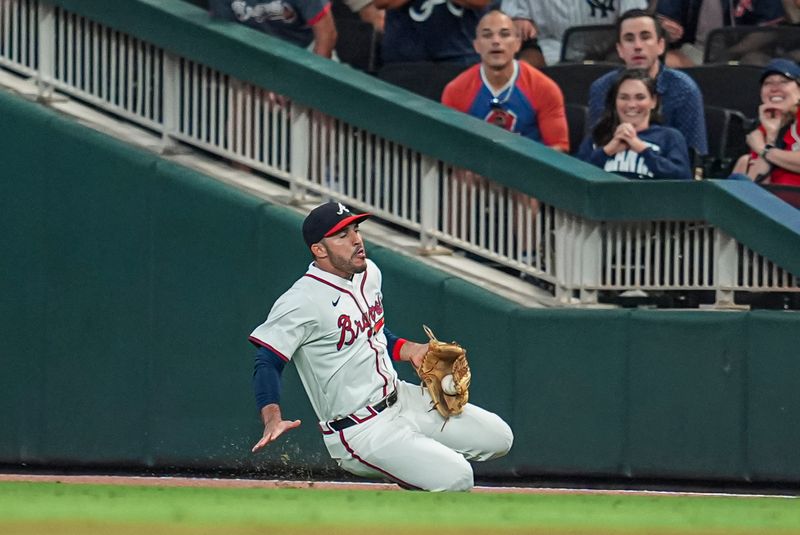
[332,296,341,307]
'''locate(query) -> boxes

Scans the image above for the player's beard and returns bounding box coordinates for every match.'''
[324,244,367,277]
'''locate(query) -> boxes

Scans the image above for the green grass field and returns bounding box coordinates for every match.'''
[1,481,799,534]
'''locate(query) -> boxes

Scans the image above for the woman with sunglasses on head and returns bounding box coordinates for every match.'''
[577,69,692,180]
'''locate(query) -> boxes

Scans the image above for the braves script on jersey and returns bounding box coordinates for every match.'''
[250,259,395,422]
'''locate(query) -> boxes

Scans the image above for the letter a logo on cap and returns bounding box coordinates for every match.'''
[336,202,349,215]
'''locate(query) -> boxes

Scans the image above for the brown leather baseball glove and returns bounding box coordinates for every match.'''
[417,325,471,421]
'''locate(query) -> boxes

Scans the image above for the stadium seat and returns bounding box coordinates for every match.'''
[703,26,800,66]
[565,103,589,155]
[540,62,619,106]
[559,25,622,64]
[699,105,752,178]
[376,61,467,101]
[679,64,762,120]
[335,18,382,74]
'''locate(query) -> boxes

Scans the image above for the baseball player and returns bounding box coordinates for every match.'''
[249,201,513,491]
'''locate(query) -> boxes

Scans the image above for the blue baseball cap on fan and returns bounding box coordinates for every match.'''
[760,58,800,83]
[302,201,371,247]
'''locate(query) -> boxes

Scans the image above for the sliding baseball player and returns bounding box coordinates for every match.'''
[248,201,513,491]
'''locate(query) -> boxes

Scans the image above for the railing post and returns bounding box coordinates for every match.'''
[577,219,602,305]
[289,103,311,203]
[36,3,56,100]
[714,229,745,309]
[160,51,180,153]
[418,156,439,252]
[553,211,601,305]
[553,210,574,304]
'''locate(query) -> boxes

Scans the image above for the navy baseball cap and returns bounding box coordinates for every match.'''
[302,201,371,247]
[760,58,800,83]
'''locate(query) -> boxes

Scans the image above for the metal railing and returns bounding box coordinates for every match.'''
[0,0,37,75]
[1,0,797,308]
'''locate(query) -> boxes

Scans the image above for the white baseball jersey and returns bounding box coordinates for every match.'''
[249,258,397,422]
[501,0,649,64]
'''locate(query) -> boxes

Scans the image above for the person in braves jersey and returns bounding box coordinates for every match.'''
[209,0,337,58]
[441,9,570,152]
[249,201,513,491]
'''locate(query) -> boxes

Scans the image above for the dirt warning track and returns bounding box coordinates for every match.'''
[1,473,793,499]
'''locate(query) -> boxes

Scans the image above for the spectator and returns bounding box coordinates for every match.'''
[209,0,338,58]
[587,8,708,158]
[787,0,800,24]
[441,9,569,151]
[731,58,800,186]
[374,0,492,65]
[657,0,787,67]
[337,0,385,31]
[500,0,651,68]
[577,69,692,179]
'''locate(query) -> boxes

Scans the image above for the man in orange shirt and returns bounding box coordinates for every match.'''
[441,9,569,152]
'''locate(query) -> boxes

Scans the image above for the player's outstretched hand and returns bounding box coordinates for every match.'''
[252,404,301,453]
[251,419,301,453]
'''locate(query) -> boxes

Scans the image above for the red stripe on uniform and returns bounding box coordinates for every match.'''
[248,336,290,362]
[338,431,422,490]
[360,270,390,396]
[367,338,389,398]
[304,273,355,296]
[306,2,332,26]
[319,423,334,434]
[350,407,377,424]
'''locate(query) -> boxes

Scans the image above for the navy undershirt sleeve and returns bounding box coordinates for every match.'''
[253,345,286,411]
[384,327,400,356]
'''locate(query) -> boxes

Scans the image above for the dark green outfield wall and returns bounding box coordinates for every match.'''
[2,90,800,484]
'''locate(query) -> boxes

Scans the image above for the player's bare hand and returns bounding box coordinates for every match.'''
[252,403,301,453]
[252,419,301,453]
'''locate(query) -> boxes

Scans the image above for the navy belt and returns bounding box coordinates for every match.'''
[328,390,398,432]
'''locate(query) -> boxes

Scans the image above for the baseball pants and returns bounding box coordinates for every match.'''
[322,380,513,491]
